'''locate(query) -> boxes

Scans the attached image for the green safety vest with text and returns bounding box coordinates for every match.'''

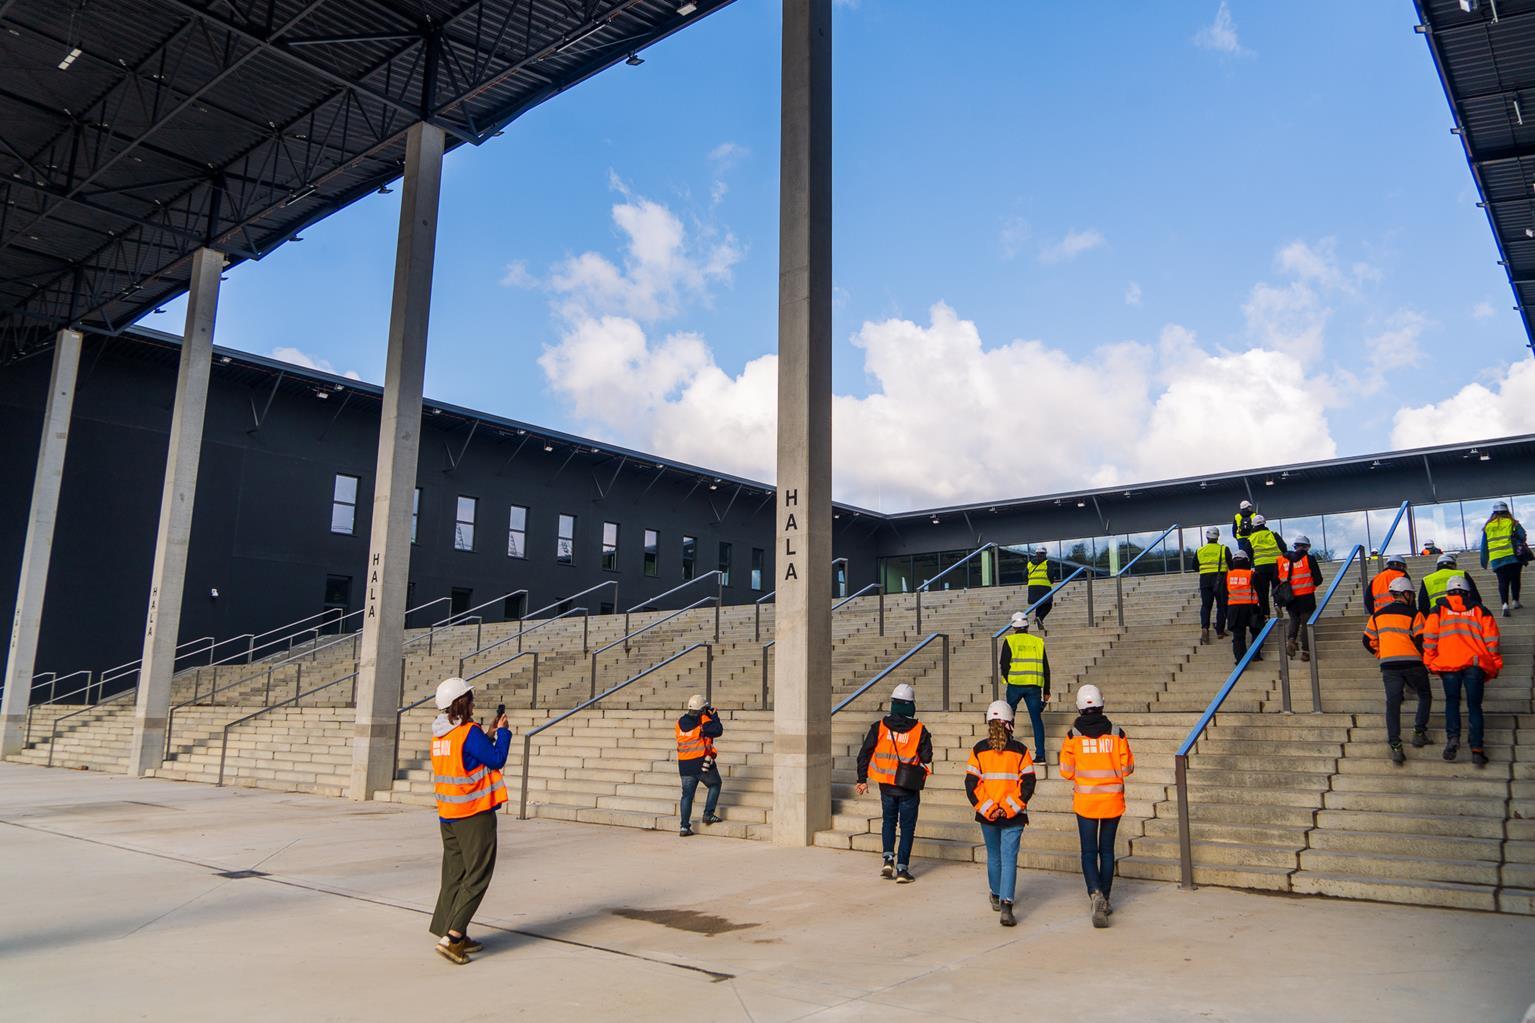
[1249,529,1281,567]
[1197,543,1229,575]
[1422,567,1460,607]
[1027,560,1052,587]
[1485,517,1518,563]
[1004,632,1046,688]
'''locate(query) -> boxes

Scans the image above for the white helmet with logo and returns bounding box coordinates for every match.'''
[1010,611,1030,630]
[1388,576,1414,595]
[1076,684,1105,711]
[985,700,1015,723]
[1446,574,1471,594]
[435,676,473,710]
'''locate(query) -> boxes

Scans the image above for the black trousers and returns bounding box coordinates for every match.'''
[1228,605,1264,661]
[1198,574,1227,633]
[1286,594,1316,651]
[1027,585,1053,623]
[1381,663,1433,745]
[1253,564,1278,619]
[1495,563,1523,604]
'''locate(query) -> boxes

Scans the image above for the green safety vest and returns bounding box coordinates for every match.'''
[1249,529,1281,567]
[1027,560,1052,587]
[1004,632,1046,688]
[1197,543,1229,575]
[1422,567,1460,607]
[1485,517,1518,563]
[1233,512,1253,537]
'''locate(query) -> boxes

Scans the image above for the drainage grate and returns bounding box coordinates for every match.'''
[213,869,271,879]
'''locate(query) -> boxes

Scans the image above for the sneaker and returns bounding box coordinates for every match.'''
[1200,628,1210,645]
[895,868,915,884]
[1411,728,1429,748]
[1300,650,1310,662]
[1516,600,1524,610]
[999,900,1016,927]
[435,938,471,965]
[1286,638,1299,658]
[439,934,483,955]
[989,893,1001,912]
[1091,891,1109,929]
[1502,604,1511,618]
[1471,749,1489,767]
[702,814,723,825]
[880,859,895,880]
[679,826,694,837]
[1442,741,1459,763]
[1389,743,1405,765]
[1103,894,1114,916]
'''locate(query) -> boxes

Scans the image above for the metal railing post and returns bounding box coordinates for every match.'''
[518,733,533,820]
[761,645,771,709]
[878,587,885,636]
[1278,637,1293,714]
[1176,755,1195,890]
[705,643,714,706]
[590,652,598,700]
[294,663,302,703]
[582,610,590,654]
[916,591,923,635]
[1307,623,1323,713]
[941,634,950,711]
[531,652,540,709]
[1115,575,1125,628]
[990,634,1000,703]
[623,610,631,653]
[716,577,723,642]
[1086,572,1094,624]
[247,635,255,664]
[755,602,762,642]
[217,727,231,786]
[1178,529,1186,574]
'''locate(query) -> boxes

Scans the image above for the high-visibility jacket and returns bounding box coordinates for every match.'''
[1197,542,1230,575]
[867,721,930,786]
[965,743,1033,822]
[1027,559,1053,587]
[1003,632,1046,687]
[432,723,508,820]
[1276,554,1317,597]
[1421,567,1460,609]
[676,712,717,763]
[1059,726,1134,819]
[1368,569,1406,613]
[1424,596,1503,677]
[1227,568,1258,606]
[1248,528,1282,567]
[1363,602,1425,666]
[1234,511,1255,538]
[1484,517,1518,564]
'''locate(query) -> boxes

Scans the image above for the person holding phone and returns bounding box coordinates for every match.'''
[676,693,724,836]
[428,676,509,965]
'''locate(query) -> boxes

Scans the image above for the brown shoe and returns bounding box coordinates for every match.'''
[462,937,484,954]
[435,939,471,965]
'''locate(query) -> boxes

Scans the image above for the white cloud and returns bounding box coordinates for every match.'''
[999,215,1030,260]
[500,260,536,288]
[1125,281,1143,306]
[1472,300,1496,320]
[1392,358,1535,450]
[1274,238,1377,294]
[1038,228,1105,264]
[1193,1,1249,56]
[1242,280,1328,364]
[269,346,362,381]
[707,142,749,205]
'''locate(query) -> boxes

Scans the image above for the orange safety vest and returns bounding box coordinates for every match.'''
[676,713,718,762]
[965,744,1033,821]
[1276,555,1317,597]
[1059,727,1135,819]
[431,722,508,820]
[1363,606,1424,665]
[1423,598,1503,677]
[1226,568,1258,606]
[1368,569,1405,613]
[867,721,930,786]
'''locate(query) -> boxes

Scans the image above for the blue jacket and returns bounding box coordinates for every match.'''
[433,714,510,821]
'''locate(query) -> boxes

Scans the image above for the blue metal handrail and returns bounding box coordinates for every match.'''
[988,566,1092,700]
[1113,523,1179,627]
[1374,499,1411,566]
[831,632,950,715]
[1173,617,1280,890]
[915,542,997,632]
[1301,542,1368,716]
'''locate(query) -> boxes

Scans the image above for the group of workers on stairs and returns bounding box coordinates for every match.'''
[1198,501,1324,665]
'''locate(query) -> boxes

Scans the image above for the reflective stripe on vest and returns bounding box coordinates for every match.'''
[1004,632,1046,687]
[1197,543,1228,575]
[1364,609,1423,663]
[868,721,927,786]
[431,723,508,819]
[1027,560,1052,587]
[1423,568,1458,607]
[676,714,717,762]
[1485,517,1517,563]
[1060,730,1132,819]
[966,745,1031,821]
[1227,568,1257,605]
[1369,570,1404,612]
[1249,529,1281,566]
[1277,555,1316,596]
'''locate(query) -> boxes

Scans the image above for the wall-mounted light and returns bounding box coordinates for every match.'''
[930,516,941,525]
[625,52,644,66]
[210,587,220,599]
[678,1,699,14]
[543,444,555,453]
[1076,500,1086,509]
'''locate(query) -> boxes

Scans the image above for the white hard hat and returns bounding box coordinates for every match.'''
[985,700,1015,723]
[1388,576,1414,595]
[1239,500,1253,511]
[1076,684,1104,711]
[1010,611,1030,630]
[1252,513,1267,527]
[1493,500,1510,513]
[1437,552,1457,567]
[686,694,707,712]
[1446,574,1471,594]
[1205,527,1220,540]
[1386,554,1406,568]
[890,683,916,703]
[1293,535,1311,548]
[1424,539,1436,546]
[435,676,473,710]
[1231,549,1251,562]
[1034,546,1048,556]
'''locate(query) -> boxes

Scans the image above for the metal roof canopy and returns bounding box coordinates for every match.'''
[0,0,732,365]
[1418,0,1535,356]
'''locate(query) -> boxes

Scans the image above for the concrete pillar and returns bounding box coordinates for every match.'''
[349,121,445,801]
[0,329,83,756]
[773,0,833,846]
[129,247,222,775]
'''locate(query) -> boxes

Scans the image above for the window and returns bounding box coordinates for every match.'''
[411,487,421,544]
[751,548,765,591]
[454,496,477,551]
[557,514,576,565]
[505,593,527,620]
[834,559,848,598]
[602,522,620,572]
[323,575,352,625]
[507,505,528,559]
[681,535,697,580]
[450,587,473,616]
[718,541,733,587]
[330,474,359,535]
[644,529,659,577]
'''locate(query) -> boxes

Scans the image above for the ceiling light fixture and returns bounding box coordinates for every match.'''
[677,1,698,14]
[1076,500,1086,509]
[543,443,555,452]
[1265,478,1275,487]
[930,516,941,525]
[1481,452,1492,461]
[377,184,393,194]
[625,52,644,66]
[57,47,82,71]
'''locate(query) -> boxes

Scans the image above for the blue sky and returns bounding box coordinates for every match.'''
[161,1,1535,511]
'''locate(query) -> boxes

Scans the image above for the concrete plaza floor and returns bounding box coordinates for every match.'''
[2,763,1532,1023]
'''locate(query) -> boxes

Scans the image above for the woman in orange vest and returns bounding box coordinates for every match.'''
[855,683,932,883]
[1423,574,1502,766]
[1276,535,1323,661]
[429,676,510,964]
[1059,684,1134,928]
[1225,549,1264,664]
[965,700,1036,927]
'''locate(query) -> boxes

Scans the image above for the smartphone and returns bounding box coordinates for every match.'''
[496,703,506,722]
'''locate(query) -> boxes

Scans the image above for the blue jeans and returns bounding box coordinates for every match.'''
[679,771,720,828]
[880,790,920,869]
[1438,667,1486,749]
[980,821,1025,902]
[1077,814,1121,897]
[1006,684,1048,759]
